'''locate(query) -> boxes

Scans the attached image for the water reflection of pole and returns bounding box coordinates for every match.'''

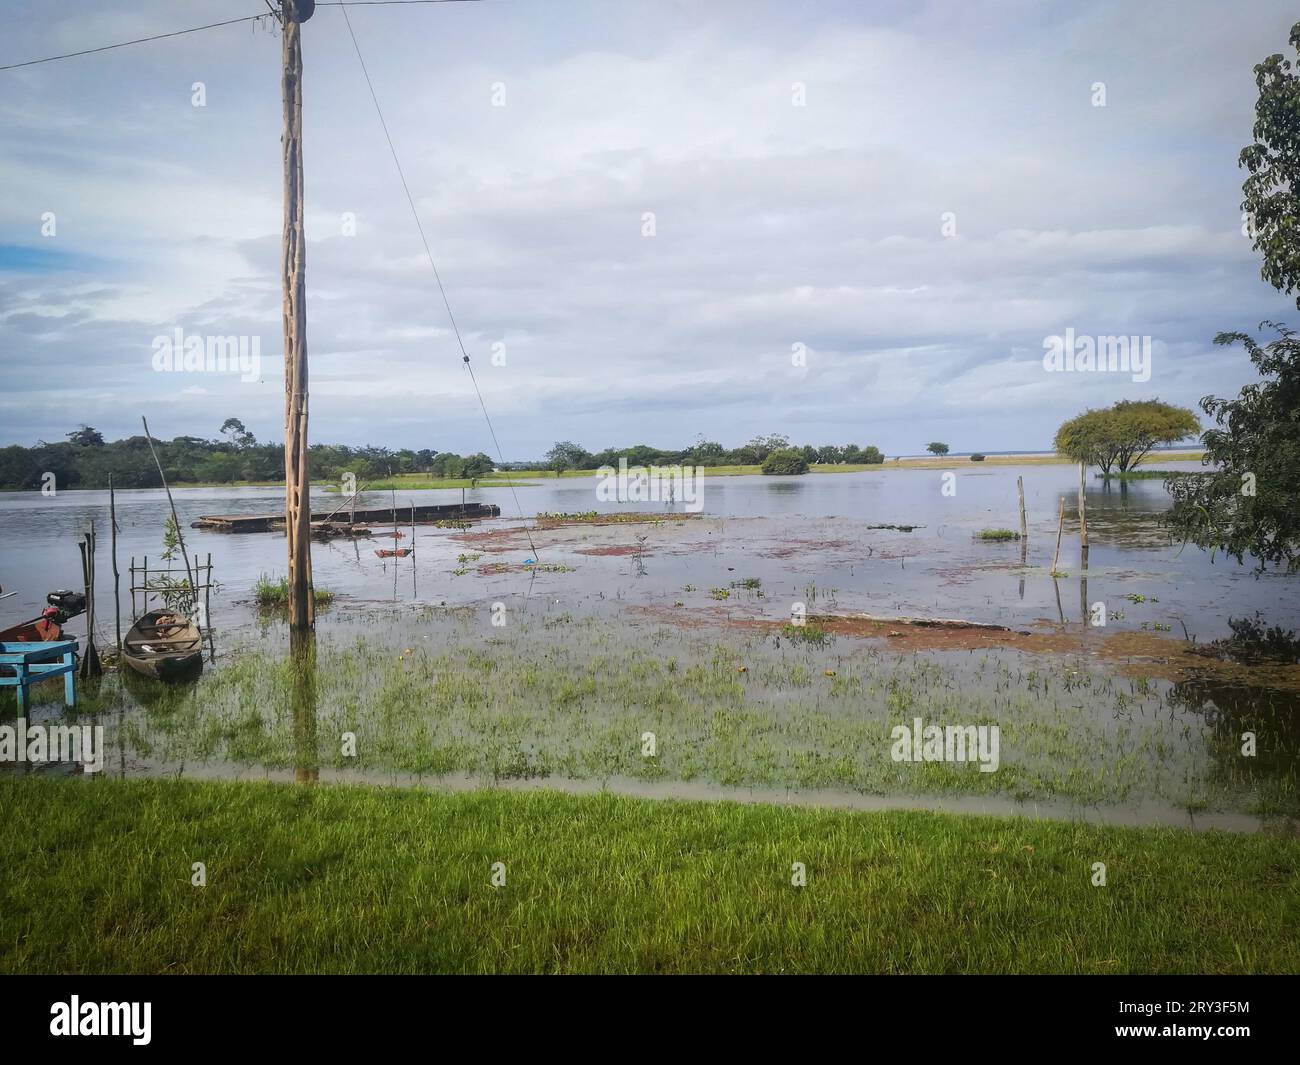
[1053,575,1065,625]
[411,503,417,598]
[290,628,318,784]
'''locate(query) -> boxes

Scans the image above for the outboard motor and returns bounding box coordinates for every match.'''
[46,590,86,621]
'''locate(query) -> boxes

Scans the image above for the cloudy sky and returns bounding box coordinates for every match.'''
[1,0,1297,458]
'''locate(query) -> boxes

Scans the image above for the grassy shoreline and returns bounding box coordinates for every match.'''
[1,777,1295,974]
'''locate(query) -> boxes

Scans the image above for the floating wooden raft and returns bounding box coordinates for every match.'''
[192,502,499,533]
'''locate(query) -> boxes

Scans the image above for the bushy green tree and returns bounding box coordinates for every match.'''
[1055,400,1198,473]
[1241,22,1300,309]
[1167,326,1300,571]
[67,425,104,447]
[761,448,810,475]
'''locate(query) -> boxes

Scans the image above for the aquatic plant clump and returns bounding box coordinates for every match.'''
[253,573,335,609]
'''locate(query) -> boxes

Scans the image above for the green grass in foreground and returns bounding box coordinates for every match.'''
[1,778,1296,974]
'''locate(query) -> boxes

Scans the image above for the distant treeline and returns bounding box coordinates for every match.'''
[0,425,885,490]
[0,421,494,490]
[519,435,885,473]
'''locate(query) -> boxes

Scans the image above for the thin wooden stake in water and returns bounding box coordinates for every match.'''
[1078,461,1089,568]
[141,417,198,620]
[1017,476,1027,540]
[1052,496,1065,575]
[109,474,121,656]
[205,552,215,663]
[79,526,102,678]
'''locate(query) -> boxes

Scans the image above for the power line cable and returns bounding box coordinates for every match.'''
[0,3,488,72]
[0,14,269,72]
[339,3,540,560]
[322,2,488,6]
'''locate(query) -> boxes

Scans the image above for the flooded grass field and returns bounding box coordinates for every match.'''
[3,462,1299,834]
[11,600,1300,831]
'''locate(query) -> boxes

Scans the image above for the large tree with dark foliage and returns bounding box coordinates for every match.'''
[1165,22,1300,572]
[1166,325,1300,571]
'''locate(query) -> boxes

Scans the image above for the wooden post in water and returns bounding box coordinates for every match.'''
[1051,496,1065,575]
[280,0,315,630]
[1017,474,1028,598]
[79,526,102,679]
[1078,461,1089,569]
[109,475,121,656]
[205,552,215,663]
[142,417,199,622]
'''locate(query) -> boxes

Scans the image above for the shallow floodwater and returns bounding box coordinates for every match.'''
[4,463,1299,831]
[5,603,1298,831]
[0,461,1295,644]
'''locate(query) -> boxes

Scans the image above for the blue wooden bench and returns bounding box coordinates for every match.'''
[0,640,78,712]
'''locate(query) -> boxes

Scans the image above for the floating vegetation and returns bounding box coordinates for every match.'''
[1096,469,1194,481]
[729,577,762,590]
[977,528,1019,541]
[537,510,599,522]
[535,511,679,527]
[709,588,731,600]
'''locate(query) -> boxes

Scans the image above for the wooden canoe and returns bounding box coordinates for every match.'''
[123,611,203,682]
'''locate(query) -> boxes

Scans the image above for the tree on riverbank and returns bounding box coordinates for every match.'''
[761,448,810,475]
[1166,327,1300,572]
[1164,22,1300,572]
[1054,400,1198,474]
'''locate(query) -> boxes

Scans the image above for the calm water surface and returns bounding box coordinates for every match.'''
[1,461,1294,643]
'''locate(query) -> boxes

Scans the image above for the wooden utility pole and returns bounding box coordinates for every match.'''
[281,0,316,629]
